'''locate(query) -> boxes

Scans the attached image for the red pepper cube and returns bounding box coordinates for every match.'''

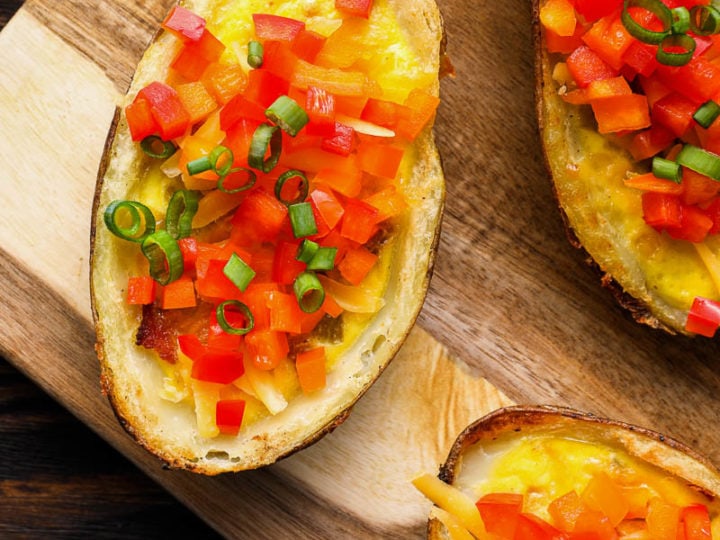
[244,69,290,108]
[239,283,277,331]
[656,57,720,105]
[196,258,242,300]
[652,92,698,138]
[126,276,156,305]
[642,192,682,230]
[137,82,191,140]
[622,40,659,78]
[310,186,345,230]
[573,0,622,23]
[232,189,289,243]
[171,29,226,81]
[358,141,405,179]
[125,97,158,141]
[686,297,720,337]
[335,0,374,19]
[681,504,712,540]
[220,95,266,132]
[291,29,327,63]
[581,13,633,71]
[178,237,199,276]
[162,5,206,43]
[207,308,243,351]
[191,349,245,384]
[566,45,617,89]
[268,290,304,334]
[321,122,356,156]
[215,399,246,435]
[340,198,379,244]
[261,40,300,82]
[476,493,523,539]
[666,204,713,243]
[337,245,378,285]
[245,329,289,371]
[395,89,441,141]
[252,13,306,42]
[680,169,720,206]
[305,86,336,137]
[514,513,564,539]
[295,347,326,394]
[272,241,306,285]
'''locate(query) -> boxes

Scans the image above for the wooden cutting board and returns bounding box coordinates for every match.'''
[1,0,719,537]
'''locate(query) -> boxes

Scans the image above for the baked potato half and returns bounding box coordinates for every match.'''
[535,0,720,336]
[90,0,445,474]
[415,405,720,539]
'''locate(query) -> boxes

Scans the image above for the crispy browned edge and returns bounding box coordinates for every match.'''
[88,5,450,472]
[427,404,720,537]
[531,1,675,334]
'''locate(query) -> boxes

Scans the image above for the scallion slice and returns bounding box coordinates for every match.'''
[657,33,696,66]
[216,300,254,335]
[689,4,720,36]
[693,100,720,128]
[140,135,177,159]
[141,230,183,285]
[621,0,673,45]
[677,144,720,180]
[248,123,282,173]
[165,189,200,239]
[247,40,263,68]
[307,246,337,271]
[186,155,212,176]
[218,167,257,194]
[265,96,309,137]
[275,169,309,206]
[293,271,325,313]
[296,239,320,264]
[671,7,690,35]
[223,252,256,292]
[289,202,318,238]
[103,200,156,243]
[209,145,234,177]
[652,156,682,183]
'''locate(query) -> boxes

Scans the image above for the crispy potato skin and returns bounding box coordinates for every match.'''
[428,405,720,538]
[90,0,446,474]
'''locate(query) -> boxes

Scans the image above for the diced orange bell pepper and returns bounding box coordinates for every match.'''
[363,185,408,221]
[200,62,248,105]
[581,13,633,71]
[476,493,523,538]
[544,25,585,55]
[548,490,585,531]
[338,245,378,285]
[646,497,682,540]
[295,347,326,393]
[340,198,379,243]
[395,88,441,140]
[125,96,158,141]
[314,17,366,69]
[292,59,369,97]
[586,76,632,101]
[175,81,218,125]
[358,141,405,179]
[268,290,304,334]
[231,189,289,243]
[681,504,712,540]
[314,158,363,198]
[361,97,406,130]
[591,93,651,133]
[126,276,156,305]
[160,276,197,310]
[539,0,577,37]
[137,82,191,140]
[252,13,305,42]
[245,329,289,370]
[171,28,226,81]
[623,172,684,195]
[335,0,373,19]
[580,473,629,527]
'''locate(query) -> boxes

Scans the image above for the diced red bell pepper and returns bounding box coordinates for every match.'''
[295,347,327,393]
[261,40,300,81]
[207,308,243,351]
[126,276,156,305]
[395,89,441,141]
[137,82,191,140]
[244,68,290,108]
[215,399,246,435]
[321,122,356,156]
[514,513,565,539]
[338,245,378,285]
[566,45,618,88]
[220,95,266,132]
[245,329,289,370]
[191,348,245,384]
[340,198,379,244]
[200,62,248,105]
[581,13,634,71]
[125,97,158,141]
[196,258,242,300]
[291,29,326,63]
[622,41,659,78]
[178,238,199,275]
[232,189,289,243]
[312,156,363,198]
[680,169,720,206]
[310,186,345,230]
[358,141,405,179]
[628,124,676,161]
[681,504,712,540]
[305,86,336,136]
[252,13,305,42]
[703,197,720,233]
[268,290,304,334]
[655,57,720,105]
[574,0,623,23]
[666,204,713,243]
[335,0,373,19]
[476,493,523,538]
[686,297,720,336]
[171,29,226,81]
[642,192,683,230]
[272,241,306,285]
[652,93,698,138]
[162,5,206,42]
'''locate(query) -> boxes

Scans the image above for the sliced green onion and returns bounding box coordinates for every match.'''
[141,230,183,285]
[248,123,282,173]
[307,246,337,271]
[689,4,720,35]
[293,271,325,313]
[186,155,212,176]
[103,200,156,243]
[657,33,696,66]
[652,156,682,183]
[247,40,264,68]
[140,135,177,159]
[296,239,320,264]
[274,169,309,205]
[216,300,254,335]
[289,202,318,238]
[621,0,673,45]
[694,100,720,128]
[218,167,257,193]
[677,144,720,180]
[265,95,309,137]
[209,145,234,177]
[165,189,200,239]
[671,7,690,34]
[223,252,256,292]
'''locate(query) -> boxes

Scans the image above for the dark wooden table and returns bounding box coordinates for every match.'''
[0,5,219,538]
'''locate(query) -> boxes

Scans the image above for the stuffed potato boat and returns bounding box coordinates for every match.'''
[536,0,720,336]
[414,405,720,539]
[90,0,445,474]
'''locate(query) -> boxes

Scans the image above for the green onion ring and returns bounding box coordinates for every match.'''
[103,200,156,243]
[209,145,234,177]
[165,189,200,239]
[293,271,325,313]
[652,156,682,183]
[621,0,673,45]
[288,202,318,238]
[689,4,720,36]
[218,167,257,194]
[306,246,337,271]
[140,135,177,159]
[274,169,309,206]
[247,40,264,69]
[693,100,720,129]
[671,7,690,35]
[265,95,309,137]
[186,155,212,176]
[296,239,320,264]
[657,33,696,66]
[141,230,184,285]
[216,300,254,335]
[248,123,282,173]
[677,144,720,180]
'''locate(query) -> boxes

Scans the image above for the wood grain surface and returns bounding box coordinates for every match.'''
[1,0,720,538]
